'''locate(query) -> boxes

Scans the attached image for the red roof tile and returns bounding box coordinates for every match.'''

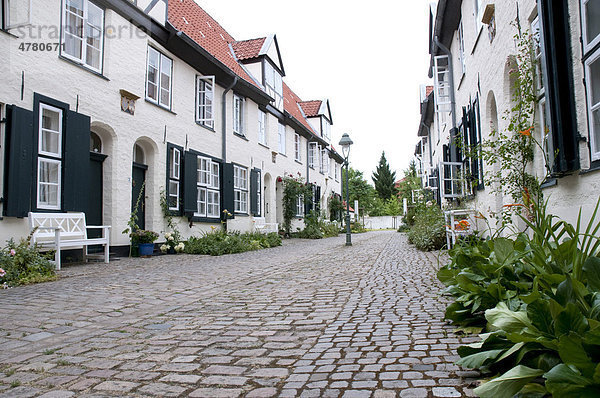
[298,100,322,117]
[168,0,259,87]
[425,85,434,97]
[283,83,319,136]
[232,38,266,60]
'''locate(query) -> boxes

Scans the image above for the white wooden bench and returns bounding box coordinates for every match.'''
[28,212,111,270]
[252,217,279,234]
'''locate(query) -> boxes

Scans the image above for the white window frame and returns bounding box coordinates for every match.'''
[233,94,244,135]
[322,118,331,141]
[294,133,301,162]
[264,61,284,111]
[296,195,304,216]
[234,165,248,213]
[196,75,215,128]
[335,163,340,182]
[37,157,61,210]
[582,0,600,53]
[433,55,452,115]
[585,48,600,161]
[473,0,483,35]
[308,142,317,168]
[440,161,465,199]
[278,123,286,155]
[61,0,104,73]
[196,156,220,218]
[38,103,63,158]
[168,147,181,211]
[458,20,466,75]
[258,110,267,145]
[319,147,327,174]
[146,46,172,109]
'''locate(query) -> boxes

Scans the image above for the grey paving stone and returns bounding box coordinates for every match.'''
[432,387,462,397]
[189,387,243,397]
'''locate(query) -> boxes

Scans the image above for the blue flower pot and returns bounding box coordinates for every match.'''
[138,243,154,257]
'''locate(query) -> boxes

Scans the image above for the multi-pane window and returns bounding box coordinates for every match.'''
[264,61,283,111]
[196,157,220,218]
[320,147,328,174]
[294,133,301,162]
[278,123,286,154]
[234,165,248,213]
[37,104,63,210]
[258,110,267,145]
[582,0,600,52]
[233,94,244,135]
[62,0,104,72]
[196,76,214,128]
[296,195,304,216]
[168,147,181,211]
[308,142,317,168]
[581,0,600,161]
[335,163,340,181]
[147,46,172,108]
[323,119,331,141]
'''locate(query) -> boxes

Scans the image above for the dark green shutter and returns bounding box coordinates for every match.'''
[63,111,91,212]
[250,168,260,216]
[183,151,198,216]
[315,186,321,212]
[305,184,314,215]
[222,163,235,219]
[539,0,579,173]
[4,106,34,218]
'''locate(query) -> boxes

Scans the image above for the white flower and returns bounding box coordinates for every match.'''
[160,244,168,253]
[168,236,174,241]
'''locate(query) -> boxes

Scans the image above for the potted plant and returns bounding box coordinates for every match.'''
[131,230,159,257]
[160,232,185,254]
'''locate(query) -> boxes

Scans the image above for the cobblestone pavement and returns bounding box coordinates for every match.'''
[0,231,478,397]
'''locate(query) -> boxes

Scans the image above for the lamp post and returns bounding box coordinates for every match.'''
[339,133,354,246]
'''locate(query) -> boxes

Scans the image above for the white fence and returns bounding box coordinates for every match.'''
[362,216,401,230]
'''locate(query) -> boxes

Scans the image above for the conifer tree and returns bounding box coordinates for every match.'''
[372,151,398,200]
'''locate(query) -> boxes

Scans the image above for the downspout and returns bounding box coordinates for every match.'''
[222,76,239,162]
[433,36,457,131]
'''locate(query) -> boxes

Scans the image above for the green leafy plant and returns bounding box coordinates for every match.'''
[122,180,145,256]
[298,211,323,239]
[0,232,56,287]
[130,230,159,244]
[439,199,600,397]
[185,230,281,256]
[159,188,183,253]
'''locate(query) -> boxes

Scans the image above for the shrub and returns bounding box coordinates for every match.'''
[321,221,340,238]
[0,235,56,287]
[407,204,445,251]
[185,230,281,256]
[298,211,323,239]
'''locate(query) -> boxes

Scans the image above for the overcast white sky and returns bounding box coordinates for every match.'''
[196,0,433,182]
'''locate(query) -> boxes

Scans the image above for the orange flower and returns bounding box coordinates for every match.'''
[503,203,525,208]
[519,126,533,137]
[474,212,486,220]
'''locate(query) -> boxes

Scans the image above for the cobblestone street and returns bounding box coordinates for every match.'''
[0,231,477,397]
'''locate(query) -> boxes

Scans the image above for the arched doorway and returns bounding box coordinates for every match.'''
[132,143,147,230]
[88,131,107,240]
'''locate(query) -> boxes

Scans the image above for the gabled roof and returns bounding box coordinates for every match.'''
[168,0,259,88]
[298,100,322,117]
[231,37,267,60]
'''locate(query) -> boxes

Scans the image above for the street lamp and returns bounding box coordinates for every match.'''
[339,133,354,246]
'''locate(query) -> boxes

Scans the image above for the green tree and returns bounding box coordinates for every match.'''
[372,152,398,200]
[341,167,376,215]
[396,159,422,204]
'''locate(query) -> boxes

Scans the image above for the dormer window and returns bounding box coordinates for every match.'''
[264,61,283,111]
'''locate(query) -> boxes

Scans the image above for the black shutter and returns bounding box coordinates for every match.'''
[63,111,90,212]
[183,151,198,216]
[250,168,260,216]
[4,106,34,218]
[539,0,580,174]
[449,127,460,162]
[222,163,235,219]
